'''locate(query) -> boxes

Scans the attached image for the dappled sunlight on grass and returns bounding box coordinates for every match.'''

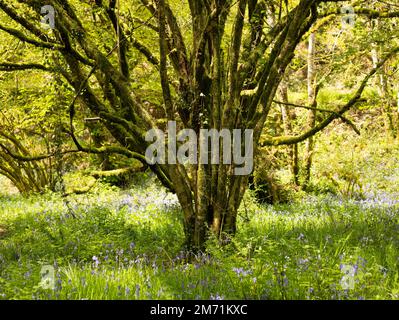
[0,182,398,300]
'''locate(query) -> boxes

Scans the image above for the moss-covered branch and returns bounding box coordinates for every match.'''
[263,46,399,146]
[0,62,53,72]
[273,100,362,135]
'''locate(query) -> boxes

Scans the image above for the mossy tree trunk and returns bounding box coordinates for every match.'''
[0,132,50,194]
[304,32,317,189]
[371,44,397,139]
[279,82,300,186]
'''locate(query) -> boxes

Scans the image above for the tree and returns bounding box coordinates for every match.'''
[1,0,399,251]
[304,32,317,189]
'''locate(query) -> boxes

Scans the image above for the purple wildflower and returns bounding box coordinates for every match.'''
[135,284,140,298]
[297,233,306,241]
[92,256,100,268]
[232,267,252,277]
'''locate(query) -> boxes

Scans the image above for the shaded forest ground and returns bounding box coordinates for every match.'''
[0,129,398,300]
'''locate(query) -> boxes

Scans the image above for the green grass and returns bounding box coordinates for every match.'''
[0,181,398,300]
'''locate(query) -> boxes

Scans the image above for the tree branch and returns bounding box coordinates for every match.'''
[0,23,62,49]
[0,142,80,162]
[273,100,362,135]
[320,7,399,19]
[0,23,94,66]
[131,38,159,66]
[158,0,174,119]
[0,62,53,72]
[107,0,130,78]
[0,0,57,43]
[263,45,399,146]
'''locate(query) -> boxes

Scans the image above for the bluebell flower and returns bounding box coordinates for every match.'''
[210,294,224,300]
[232,267,252,277]
[298,258,310,271]
[232,267,244,275]
[280,271,289,287]
[135,284,140,298]
[92,256,100,267]
[297,233,305,241]
[357,257,367,268]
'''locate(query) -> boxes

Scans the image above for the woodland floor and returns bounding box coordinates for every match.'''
[0,133,398,300]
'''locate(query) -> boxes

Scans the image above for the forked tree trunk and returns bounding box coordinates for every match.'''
[173,162,249,250]
[1,0,391,251]
[0,0,331,251]
[0,134,50,194]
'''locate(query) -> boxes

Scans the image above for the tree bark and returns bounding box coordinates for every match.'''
[304,32,317,189]
[371,44,397,139]
[280,82,300,186]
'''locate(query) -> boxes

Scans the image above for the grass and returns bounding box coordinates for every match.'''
[0,180,398,300]
[0,129,398,300]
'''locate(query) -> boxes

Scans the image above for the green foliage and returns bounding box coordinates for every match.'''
[310,125,399,200]
[1,0,399,301]
[251,148,290,205]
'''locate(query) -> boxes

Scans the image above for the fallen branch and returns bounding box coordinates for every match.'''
[62,179,97,197]
[88,166,146,179]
